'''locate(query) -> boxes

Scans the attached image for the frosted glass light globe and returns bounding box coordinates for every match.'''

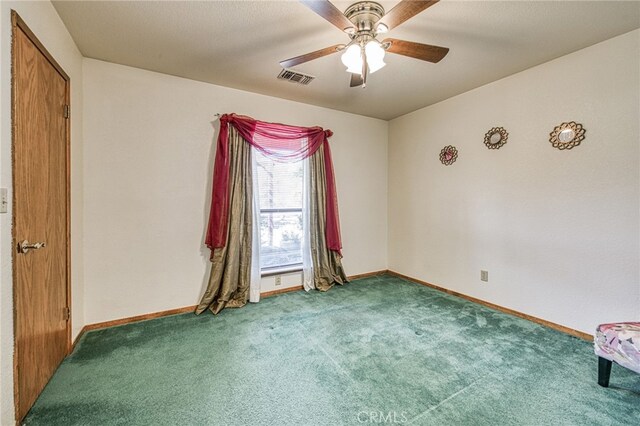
[365,41,386,73]
[341,44,363,75]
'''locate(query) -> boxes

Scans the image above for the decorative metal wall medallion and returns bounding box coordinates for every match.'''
[549,121,585,150]
[440,145,458,165]
[484,127,508,149]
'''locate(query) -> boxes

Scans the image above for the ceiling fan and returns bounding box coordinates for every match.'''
[280,0,449,88]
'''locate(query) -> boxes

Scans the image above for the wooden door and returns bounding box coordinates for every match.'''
[12,11,71,422]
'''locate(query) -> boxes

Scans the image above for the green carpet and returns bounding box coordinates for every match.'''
[25,275,639,425]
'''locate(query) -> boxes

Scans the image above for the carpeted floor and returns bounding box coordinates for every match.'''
[25,275,639,425]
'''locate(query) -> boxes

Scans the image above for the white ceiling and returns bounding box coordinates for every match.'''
[52,0,640,120]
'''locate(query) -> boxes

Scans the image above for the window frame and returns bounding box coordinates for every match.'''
[255,156,304,274]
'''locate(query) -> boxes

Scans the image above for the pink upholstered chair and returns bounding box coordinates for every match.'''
[594,322,640,387]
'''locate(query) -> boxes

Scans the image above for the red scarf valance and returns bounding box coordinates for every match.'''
[206,113,343,256]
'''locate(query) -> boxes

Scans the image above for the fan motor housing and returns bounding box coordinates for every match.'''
[344,1,385,32]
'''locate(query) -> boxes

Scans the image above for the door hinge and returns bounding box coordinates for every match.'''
[63,104,70,119]
[63,307,70,321]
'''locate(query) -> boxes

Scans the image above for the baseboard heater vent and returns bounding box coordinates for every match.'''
[277,69,315,85]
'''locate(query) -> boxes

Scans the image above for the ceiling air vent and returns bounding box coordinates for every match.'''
[277,69,315,85]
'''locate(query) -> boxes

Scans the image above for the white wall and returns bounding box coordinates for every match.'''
[82,59,388,325]
[0,1,84,423]
[388,30,640,335]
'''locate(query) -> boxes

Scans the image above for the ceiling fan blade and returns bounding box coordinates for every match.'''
[383,38,449,63]
[350,58,369,88]
[350,73,363,87]
[280,44,345,68]
[377,0,439,32]
[300,0,356,33]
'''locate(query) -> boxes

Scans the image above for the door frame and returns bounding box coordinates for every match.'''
[10,10,72,422]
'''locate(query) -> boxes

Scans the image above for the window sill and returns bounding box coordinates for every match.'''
[261,265,303,277]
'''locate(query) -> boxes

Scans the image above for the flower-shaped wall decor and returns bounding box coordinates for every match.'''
[484,127,508,149]
[440,145,458,166]
[549,121,586,150]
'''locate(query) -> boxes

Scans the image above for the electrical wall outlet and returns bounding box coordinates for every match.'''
[480,270,489,282]
[274,276,282,286]
[0,188,7,214]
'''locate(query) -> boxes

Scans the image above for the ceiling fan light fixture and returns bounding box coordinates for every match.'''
[341,44,363,74]
[375,23,388,33]
[290,0,449,88]
[365,40,386,73]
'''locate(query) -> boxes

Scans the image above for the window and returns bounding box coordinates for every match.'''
[255,150,303,271]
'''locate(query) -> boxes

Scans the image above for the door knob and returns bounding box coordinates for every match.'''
[17,240,46,254]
